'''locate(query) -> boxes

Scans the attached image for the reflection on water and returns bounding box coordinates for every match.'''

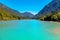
[0,20,60,40]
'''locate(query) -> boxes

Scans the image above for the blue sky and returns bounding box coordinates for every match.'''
[0,0,52,15]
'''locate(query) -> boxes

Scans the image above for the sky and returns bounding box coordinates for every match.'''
[0,0,52,15]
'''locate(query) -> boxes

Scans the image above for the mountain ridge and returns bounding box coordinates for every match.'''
[34,0,60,21]
[0,2,26,21]
[34,0,60,18]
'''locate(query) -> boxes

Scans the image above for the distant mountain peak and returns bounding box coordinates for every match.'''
[21,12,34,18]
[23,12,33,15]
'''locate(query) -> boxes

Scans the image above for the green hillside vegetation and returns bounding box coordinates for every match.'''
[0,6,26,21]
[40,12,60,21]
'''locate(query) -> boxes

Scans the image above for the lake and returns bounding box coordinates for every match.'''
[0,20,60,40]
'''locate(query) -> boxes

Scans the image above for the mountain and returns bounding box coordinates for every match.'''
[0,3,25,21]
[34,0,60,18]
[34,0,60,21]
[21,12,34,18]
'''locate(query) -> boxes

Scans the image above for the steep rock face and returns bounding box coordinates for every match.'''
[35,0,60,18]
[0,3,25,21]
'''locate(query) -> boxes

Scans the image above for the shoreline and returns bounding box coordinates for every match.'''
[0,19,60,24]
[41,21,60,24]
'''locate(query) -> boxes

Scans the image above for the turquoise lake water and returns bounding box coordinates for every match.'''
[0,20,60,40]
